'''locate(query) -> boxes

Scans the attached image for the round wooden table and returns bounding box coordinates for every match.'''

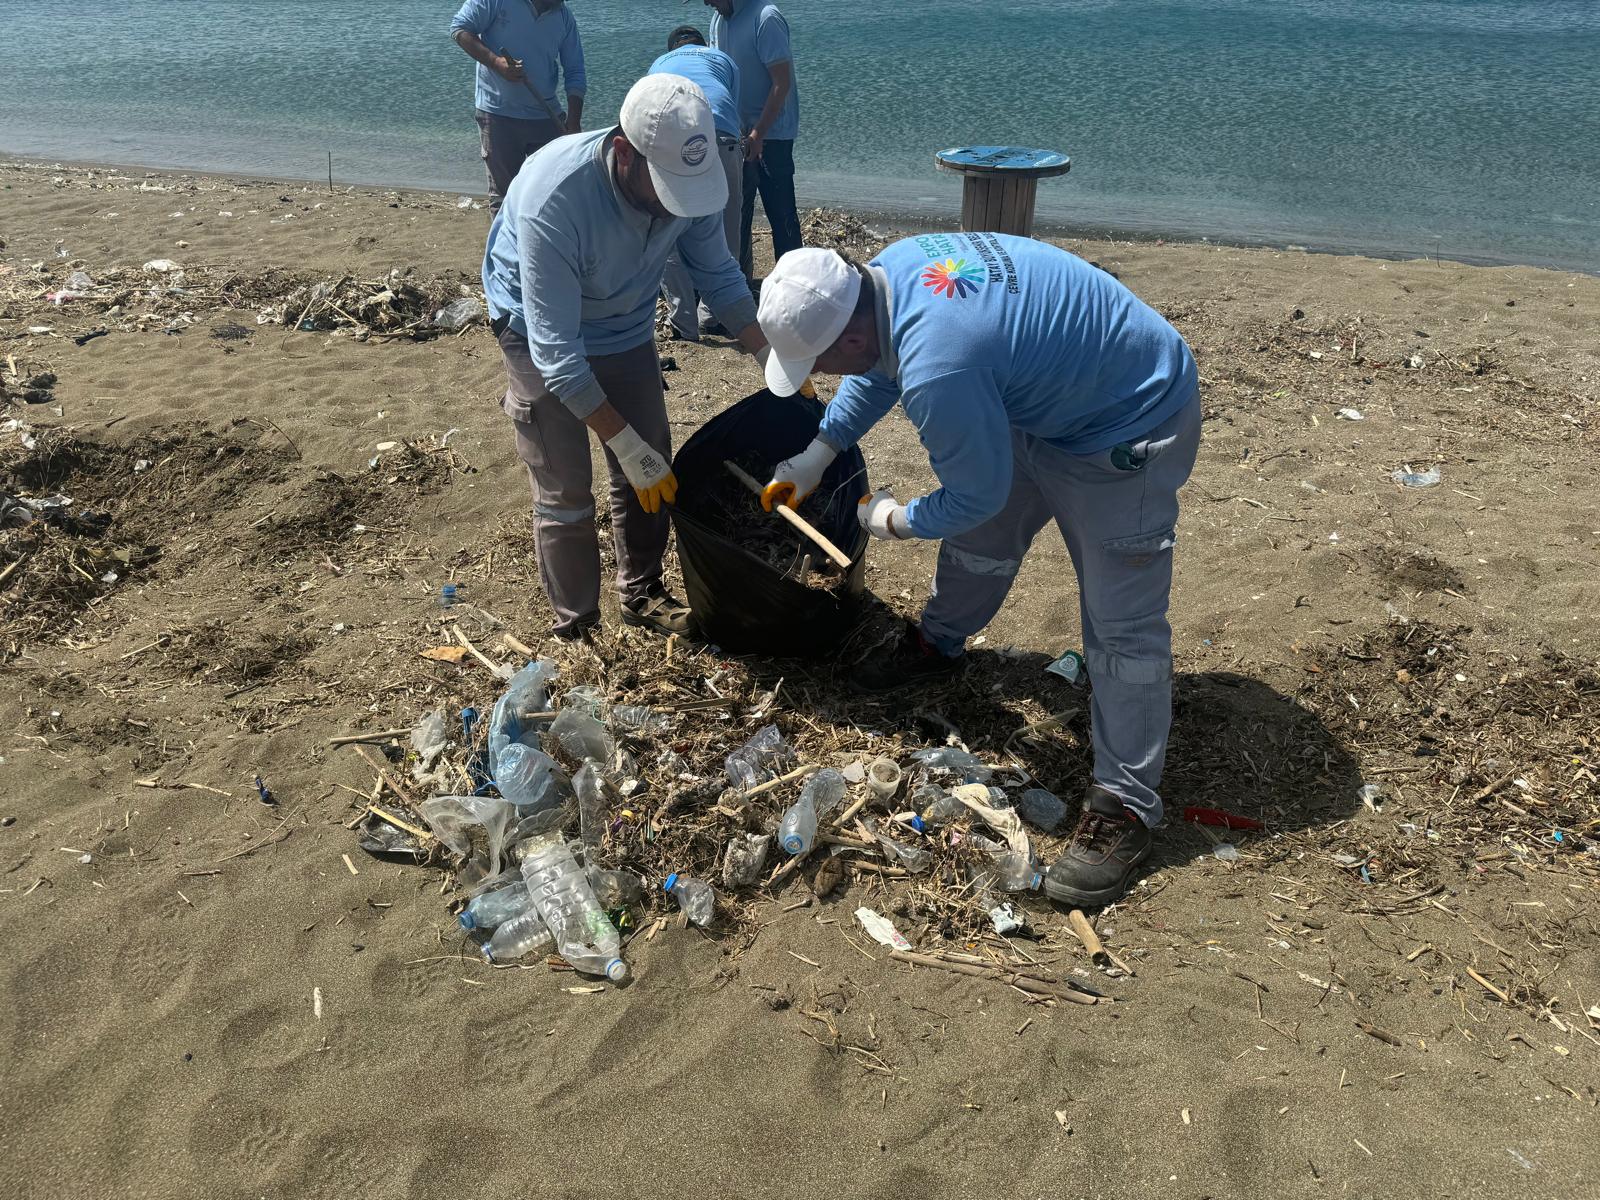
[934,146,1071,238]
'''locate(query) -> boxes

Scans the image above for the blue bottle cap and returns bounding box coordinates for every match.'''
[664,873,679,891]
[458,911,476,931]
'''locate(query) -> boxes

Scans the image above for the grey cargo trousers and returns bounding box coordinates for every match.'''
[497,328,670,636]
[919,394,1203,827]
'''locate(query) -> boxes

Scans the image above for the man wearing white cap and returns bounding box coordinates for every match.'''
[483,73,770,640]
[756,234,1202,907]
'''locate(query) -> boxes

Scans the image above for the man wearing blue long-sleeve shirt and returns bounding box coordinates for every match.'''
[705,0,802,283]
[756,236,1202,906]
[650,26,745,341]
[451,0,586,213]
[483,74,771,640]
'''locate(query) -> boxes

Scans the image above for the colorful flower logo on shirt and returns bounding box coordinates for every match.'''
[921,257,984,299]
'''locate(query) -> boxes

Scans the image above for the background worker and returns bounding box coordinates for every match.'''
[451,0,586,213]
[652,25,745,341]
[705,0,802,286]
[482,75,770,641]
[756,237,1202,908]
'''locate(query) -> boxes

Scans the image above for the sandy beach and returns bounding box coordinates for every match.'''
[1,158,1597,1200]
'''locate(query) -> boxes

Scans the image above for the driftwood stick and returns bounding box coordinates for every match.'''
[327,727,412,747]
[744,762,818,800]
[351,744,422,809]
[1068,908,1136,976]
[889,950,1104,1006]
[723,460,853,570]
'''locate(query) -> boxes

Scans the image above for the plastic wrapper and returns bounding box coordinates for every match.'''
[722,833,771,888]
[724,724,793,790]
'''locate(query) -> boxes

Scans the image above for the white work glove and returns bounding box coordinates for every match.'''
[606,423,677,514]
[857,489,911,540]
[761,437,838,512]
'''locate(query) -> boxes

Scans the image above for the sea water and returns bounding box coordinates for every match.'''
[2,0,1595,270]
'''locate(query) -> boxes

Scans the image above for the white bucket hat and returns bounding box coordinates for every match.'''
[619,74,726,219]
[756,247,862,395]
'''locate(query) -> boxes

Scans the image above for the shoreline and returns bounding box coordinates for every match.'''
[5,149,1593,279]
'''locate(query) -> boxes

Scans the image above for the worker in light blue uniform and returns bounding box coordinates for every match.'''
[704,0,802,283]
[755,235,1202,907]
[650,26,746,340]
[483,74,770,642]
[450,0,586,213]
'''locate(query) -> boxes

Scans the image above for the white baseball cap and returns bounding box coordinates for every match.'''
[757,247,862,395]
[619,74,726,219]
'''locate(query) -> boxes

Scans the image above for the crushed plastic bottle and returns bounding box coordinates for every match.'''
[550,706,615,765]
[430,297,485,331]
[915,782,967,826]
[910,747,992,784]
[663,873,715,926]
[1017,788,1068,833]
[483,903,556,962]
[573,761,608,852]
[1391,465,1441,488]
[410,708,448,777]
[725,724,793,790]
[611,703,670,732]
[873,824,933,873]
[974,834,1040,891]
[721,832,771,888]
[587,867,644,910]
[459,880,530,931]
[519,834,628,981]
[488,660,569,811]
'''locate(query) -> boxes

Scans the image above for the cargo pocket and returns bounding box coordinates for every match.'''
[1101,529,1175,569]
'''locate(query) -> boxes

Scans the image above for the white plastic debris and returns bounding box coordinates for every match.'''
[142,259,181,273]
[854,907,912,951]
[1336,407,1364,421]
[1358,783,1383,811]
[1213,844,1240,862]
[1391,465,1441,488]
[456,195,474,209]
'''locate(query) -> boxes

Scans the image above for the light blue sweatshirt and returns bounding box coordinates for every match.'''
[450,0,585,121]
[482,130,758,419]
[648,46,742,141]
[818,233,1198,539]
[709,0,799,140]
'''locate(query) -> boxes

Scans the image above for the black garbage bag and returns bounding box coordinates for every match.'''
[671,389,869,657]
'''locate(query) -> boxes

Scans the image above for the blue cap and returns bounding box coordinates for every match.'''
[663,873,679,891]
[458,911,476,931]
[909,814,926,833]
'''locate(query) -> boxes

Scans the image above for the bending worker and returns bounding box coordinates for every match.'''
[483,74,769,641]
[756,235,1201,907]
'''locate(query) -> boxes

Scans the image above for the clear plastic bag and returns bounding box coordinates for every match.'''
[419,794,517,893]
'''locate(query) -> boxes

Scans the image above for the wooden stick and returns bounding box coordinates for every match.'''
[1067,909,1135,976]
[327,727,412,747]
[0,556,27,589]
[888,951,1103,1006]
[451,624,508,676]
[365,804,433,842]
[350,744,422,808]
[723,460,853,570]
[501,633,536,659]
[744,762,818,800]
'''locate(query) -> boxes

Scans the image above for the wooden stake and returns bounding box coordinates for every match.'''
[327,727,412,747]
[1068,908,1136,976]
[723,460,853,569]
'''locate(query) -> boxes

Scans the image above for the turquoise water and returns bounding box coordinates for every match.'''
[3,0,1597,270]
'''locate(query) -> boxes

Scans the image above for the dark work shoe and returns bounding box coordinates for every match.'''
[852,622,963,693]
[551,616,599,643]
[621,586,694,638]
[1043,786,1154,908]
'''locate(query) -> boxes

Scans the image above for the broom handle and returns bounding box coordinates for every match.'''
[723,461,853,570]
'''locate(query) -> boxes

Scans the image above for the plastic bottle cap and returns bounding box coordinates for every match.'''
[663,873,679,891]
[781,835,804,855]
[458,912,476,931]
[605,959,629,982]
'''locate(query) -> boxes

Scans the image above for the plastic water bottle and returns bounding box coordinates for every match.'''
[519,835,628,981]
[459,881,531,932]
[778,790,818,855]
[663,873,715,926]
[483,904,556,962]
